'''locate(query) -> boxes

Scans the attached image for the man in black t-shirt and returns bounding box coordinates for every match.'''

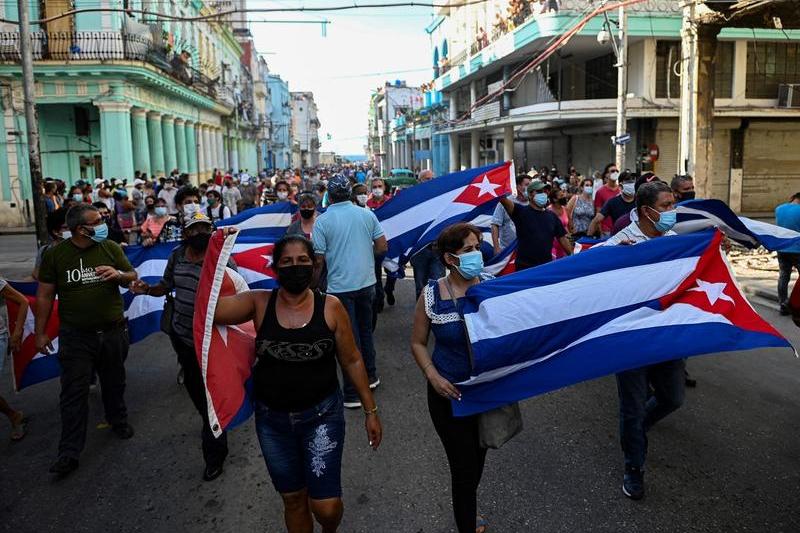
[499,178,573,271]
[588,171,636,236]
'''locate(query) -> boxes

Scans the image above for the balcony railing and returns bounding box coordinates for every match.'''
[0,31,232,106]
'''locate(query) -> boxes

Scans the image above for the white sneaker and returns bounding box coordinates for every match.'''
[369,378,381,390]
[343,400,362,409]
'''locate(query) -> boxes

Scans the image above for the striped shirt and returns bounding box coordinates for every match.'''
[161,245,236,348]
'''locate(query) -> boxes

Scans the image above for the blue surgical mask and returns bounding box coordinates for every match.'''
[72,193,83,202]
[649,208,677,233]
[534,193,548,207]
[154,207,167,216]
[583,186,593,195]
[451,250,484,280]
[89,222,108,243]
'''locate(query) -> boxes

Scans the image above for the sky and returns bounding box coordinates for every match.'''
[249,1,436,155]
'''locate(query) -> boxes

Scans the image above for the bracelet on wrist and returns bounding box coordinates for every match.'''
[421,362,434,377]
[363,405,378,416]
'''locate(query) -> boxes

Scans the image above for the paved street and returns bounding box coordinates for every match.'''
[1,245,799,532]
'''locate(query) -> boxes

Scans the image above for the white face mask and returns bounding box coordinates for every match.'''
[183,203,199,217]
[277,191,289,200]
[356,194,368,206]
[61,230,72,239]
[372,188,384,197]
[609,171,620,182]
[622,182,636,196]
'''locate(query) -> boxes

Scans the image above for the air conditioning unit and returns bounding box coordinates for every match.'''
[778,84,800,108]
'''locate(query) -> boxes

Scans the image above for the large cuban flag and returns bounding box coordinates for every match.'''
[376,162,514,271]
[453,230,795,416]
[675,198,800,251]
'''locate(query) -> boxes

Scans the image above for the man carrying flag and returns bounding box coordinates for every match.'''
[603,181,682,500]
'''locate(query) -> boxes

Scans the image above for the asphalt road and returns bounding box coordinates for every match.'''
[1,239,799,532]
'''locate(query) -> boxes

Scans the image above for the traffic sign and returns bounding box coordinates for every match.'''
[612,133,631,146]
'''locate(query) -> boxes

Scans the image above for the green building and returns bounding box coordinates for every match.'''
[0,0,261,226]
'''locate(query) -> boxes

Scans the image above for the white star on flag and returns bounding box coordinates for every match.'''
[471,175,502,198]
[689,279,735,306]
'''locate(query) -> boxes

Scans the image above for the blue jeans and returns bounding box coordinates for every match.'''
[331,285,377,401]
[616,359,685,469]
[777,252,800,305]
[254,389,345,499]
[0,333,7,376]
[411,246,445,299]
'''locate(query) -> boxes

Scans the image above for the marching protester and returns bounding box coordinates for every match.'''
[366,178,396,312]
[35,203,138,476]
[499,178,573,271]
[593,163,620,236]
[274,180,292,204]
[313,175,387,408]
[588,171,636,237]
[131,212,231,481]
[352,183,369,207]
[222,179,242,216]
[410,222,491,533]
[410,169,446,299]
[0,276,29,441]
[775,192,800,316]
[213,233,382,533]
[286,193,318,239]
[140,197,173,246]
[206,189,232,223]
[491,173,530,255]
[32,207,69,280]
[548,186,570,259]
[239,175,259,211]
[602,181,683,500]
[158,177,179,215]
[566,176,596,239]
[611,172,661,235]
[671,174,696,202]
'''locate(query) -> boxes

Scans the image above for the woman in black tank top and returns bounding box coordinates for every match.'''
[214,234,382,533]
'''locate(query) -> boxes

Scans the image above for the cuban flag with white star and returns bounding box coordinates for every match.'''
[453,230,795,416]
[376,162,514,271]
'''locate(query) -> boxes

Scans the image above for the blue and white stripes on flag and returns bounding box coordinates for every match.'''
[216,202,296,238]
[376,162,513,271]
[675,199,800,251]
[453,230,793,416]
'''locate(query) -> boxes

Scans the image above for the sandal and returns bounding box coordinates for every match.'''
[10,412,27,441]
[476,515,488,533]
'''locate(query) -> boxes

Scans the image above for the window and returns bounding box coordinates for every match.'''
[656,40,734,98]
[584,53,617,99]
[747,41,800,99]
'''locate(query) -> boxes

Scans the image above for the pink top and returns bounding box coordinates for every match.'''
[140,215,170,239]
[550,205,570,259]
[594,185,620,234]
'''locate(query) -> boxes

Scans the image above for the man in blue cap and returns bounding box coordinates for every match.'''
[313,175,388,408]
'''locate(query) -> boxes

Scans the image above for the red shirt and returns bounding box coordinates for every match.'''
[367,194,392,210]
[594,185,620,233]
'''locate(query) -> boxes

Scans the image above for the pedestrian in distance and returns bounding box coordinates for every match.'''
[594,162,621,235]
[588,170,637,237]
[410,222,492,533]
[35,203,138,476]
[0,276,29,441]
[312,175,387,408]
[601,181,684,500]
[775,192,800,316]
[213,233,382,533]
[566,176,596,239]
[410,169,447,299]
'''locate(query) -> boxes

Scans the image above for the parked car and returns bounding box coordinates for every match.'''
[385,168,416,193]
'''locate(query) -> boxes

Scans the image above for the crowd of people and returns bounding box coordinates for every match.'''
[4,156,788,533]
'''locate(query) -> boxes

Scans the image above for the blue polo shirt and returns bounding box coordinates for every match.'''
[775,202,800,253]
[312,201,385,293]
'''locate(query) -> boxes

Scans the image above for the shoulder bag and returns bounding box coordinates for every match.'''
[442,277,523,449]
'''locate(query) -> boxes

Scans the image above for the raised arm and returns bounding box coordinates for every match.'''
[499,196,516,216]
[214,290,262,325]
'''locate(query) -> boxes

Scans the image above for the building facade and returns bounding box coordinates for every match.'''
[426,0,800,214]
[366,81,423,176]
[0,0,264,225]
[290,91,320,168]
[267,74,292,170]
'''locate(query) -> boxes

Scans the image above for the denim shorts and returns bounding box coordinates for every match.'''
[0,333,7,375]
[254,389,345,500]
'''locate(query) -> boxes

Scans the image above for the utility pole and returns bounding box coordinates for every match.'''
[678,0,697,176]
[614,3,628,170]
[17,0,48,246]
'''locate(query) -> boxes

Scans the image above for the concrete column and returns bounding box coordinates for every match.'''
[448,133,459,173]
[470,80,477,107]
[502,66,512,111]
[197,125,206,181]
[185,121,198,181]
[470,130,480,168]
[203,127,213,175]
[449,92,458,121]
[216,129,224,173]
[147,111,165,177]
[503,126,514,164]
[97,101,134,179]
[161,115,177,175]
[731,40,748,106]
[231,135,240,174]
[130,107,150,175]
[174,118,188,174]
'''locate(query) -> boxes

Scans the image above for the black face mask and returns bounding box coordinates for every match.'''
[557,197,568,206]
[679,191,696,201]
[187,232,211,251]
[300,208,315,220]
[278,264,314,294]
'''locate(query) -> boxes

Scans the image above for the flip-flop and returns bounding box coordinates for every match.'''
[476,515,488,533]
[10,413,27,441]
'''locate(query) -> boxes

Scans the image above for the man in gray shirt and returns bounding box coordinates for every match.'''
[491,174,530,254]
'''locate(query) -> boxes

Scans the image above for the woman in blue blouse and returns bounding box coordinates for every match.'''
[410,222,490,533]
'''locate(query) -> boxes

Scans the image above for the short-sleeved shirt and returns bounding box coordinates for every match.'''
[510,205,566,266]
[601,195,636,224]
[491,199,526,249]
[160,245,236,348]
[594,185,620,233]
[38,239,133,328]
[775,203,800,254]
[312,201,385,294]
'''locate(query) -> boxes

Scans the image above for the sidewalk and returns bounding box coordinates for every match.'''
[0,224,35,235]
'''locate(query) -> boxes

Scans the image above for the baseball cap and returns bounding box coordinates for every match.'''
[133,178,145,186]
[327,174,351,198]
[184,212,213,229]
[526,179,547,194]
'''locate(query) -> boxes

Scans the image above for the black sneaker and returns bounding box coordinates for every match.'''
[112,423,135,440]
[622,466,645,500]
[386,290,395,306]
[49,456,79,476]
[780,303,791,316]
[203,464,224,482]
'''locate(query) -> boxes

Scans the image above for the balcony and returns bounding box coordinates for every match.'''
[0,31,230,106]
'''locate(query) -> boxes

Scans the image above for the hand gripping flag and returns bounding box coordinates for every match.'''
[194,230,257,437]
[375,162,514,271]
[675,199,800,251]
[454,230,795,416]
